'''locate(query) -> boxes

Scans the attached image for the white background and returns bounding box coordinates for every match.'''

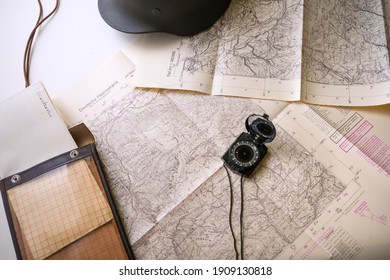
[0,0,137,259]
[0,260,389,280]
[0,0,136,102]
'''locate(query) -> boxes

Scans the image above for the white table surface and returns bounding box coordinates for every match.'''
[0,0,136,102]
[0,0,137,259]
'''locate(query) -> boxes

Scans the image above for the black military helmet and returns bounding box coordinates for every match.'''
[98,0,232,36]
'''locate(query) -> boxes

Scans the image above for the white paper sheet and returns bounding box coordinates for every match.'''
[0,82,77,179]
[54,52,136,128]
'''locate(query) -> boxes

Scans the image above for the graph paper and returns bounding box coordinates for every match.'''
[7,160,113,260]
[47,221,127,260]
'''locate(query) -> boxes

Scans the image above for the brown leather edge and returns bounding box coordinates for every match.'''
[69,123,95,147]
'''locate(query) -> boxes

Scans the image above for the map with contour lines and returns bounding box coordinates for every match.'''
[134,0,390,105]
[184,0,303,80]
[303,0,390,85]
[88,90,346,259]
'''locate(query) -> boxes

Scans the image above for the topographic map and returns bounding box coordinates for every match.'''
[88,90,222,243]
[303,0,390,85]
[184,0,303,80]
[132,127,346,259]
[133,0,390,106]
[54,1,390,256]
[88,90,348,259]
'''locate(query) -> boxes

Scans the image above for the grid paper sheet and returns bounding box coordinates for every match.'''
[7,160,113,259]
[47,221,127,260]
